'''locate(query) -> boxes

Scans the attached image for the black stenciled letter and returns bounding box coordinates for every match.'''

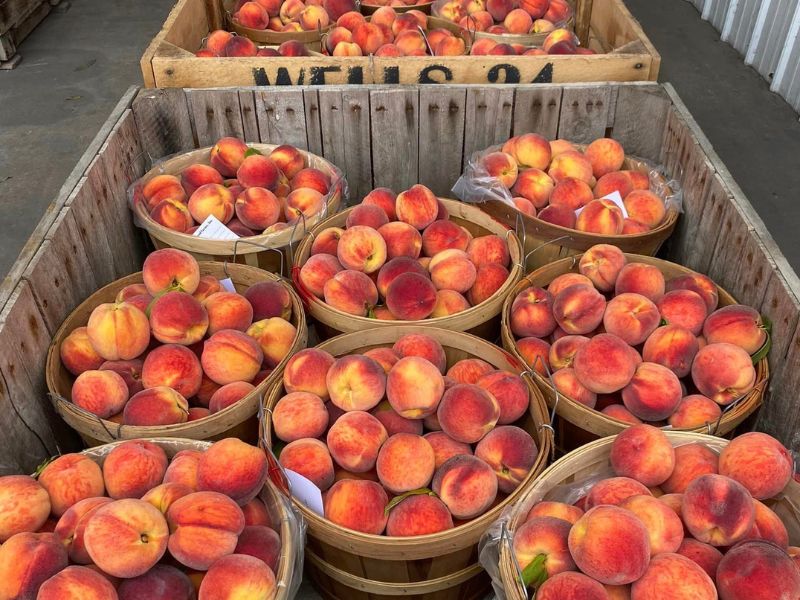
[418,65,453,84]
[487,64,520,84]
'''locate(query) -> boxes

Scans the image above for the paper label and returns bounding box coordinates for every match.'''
[219,278,236,292]
[193,215,239,241]
[284,469,324,516]
[574,191,629,219]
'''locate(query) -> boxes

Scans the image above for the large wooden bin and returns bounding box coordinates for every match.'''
[140,0,660,87]
[1,82,800,480]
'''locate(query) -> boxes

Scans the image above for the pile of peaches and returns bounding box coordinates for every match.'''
[512,425,799,599]
[271,332,538,535]
[59,249,297,426]
[480,134,669,235]
[297,184,513,320]
[436,0,571,35]
[0,438,282,599]
[134,136,334,236]
[469,28,591,56]
[196,30,321,57]
[230,0,354,32]
[509,244,765,428]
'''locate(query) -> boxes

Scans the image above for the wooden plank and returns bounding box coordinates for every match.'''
[417,87,466,196]
[575,0,594,46]
[370,88,419,193]
[759,319,800,449]
[462,87,514,167]
[610,84,670,162]
[758,270,800,377]
[238,90,260,143]
[556,85,611,143]
[511,87,562,139]
[131,88,195,162]
[303,89,324,157]
[185,89,246,146]
[255,89,309,149]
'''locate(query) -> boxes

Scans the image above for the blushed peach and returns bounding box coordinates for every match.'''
[376,257,427,299]
[656,289,707,335]
[538,204,576,228]
[421,220,470,256]
[510,286,556,338]
[378,221,423,259]
[585,138,625,179]
[622,362,682,422]
[362,187,397,220]
[87,301,150,361]
[283,348,334,399]
[468,263,509,306]
[150,198,193,232]
[123,386,189,426]
[324,479,388,534]
[661,443,718,495]
[291,167,330,195]
[149,292,208,346]
[573,334,637,394]
[142,482,193,515]
[197,438,267,505]
[553,368,597,408]
[703,304,767,354]
[549,334,589,370]
[346,205,389,230]
[386,356,445,418]
[326,354,386,412]
[246,317,296,368]
[579,244,626,291]
[198,553,276,600]
[586,477,651,508]
[363,347,399,374]
[324,269,379,316]
[621,494,683,555]
[392,333,446,372]
[610,424,675,486]
[432,455,497,519]
[187,183,235,224]
[748,499,789,547]
[273,392,328,442]
[549,177,593,210]
[642,325,699,378]
[103,440,168,499]
[386,494,453,537]
[202,329,263,385]
[0,532,68,598]
[208,381,254,413]
[624,190,666,229]
[516,336,551,376]
[385,272,437,320]
[602,404,642,424]
[512,168,554,209]
[568,505,650,585]
[476,426,537,493]
[237,155,282,191]
[548,272,593,296]
[71,369,129,419]
[576,199,624,234]
[526,501,583,525]
[424,432,472,469]
[234,525,281,572]
[666,274,720,314]
[502,133,551,170]
[285,188,325,221]
[594,171,634,199]
[552,284,606,335]
[327,411,388,473]
[241,498,272,528]
[512,196,536,217]
[164,450,202,491]
[668,394,721,429]
[719,432,793,500]
[469,37,498,55]
[60,326,105,376]
[466,234,510,268]
[210,137,248,178]
[237,1,269,28]
[234,187,281,231]
[371,401,423,436]
[631,552,716,600]
[676,538,723,580]
[615,263,665,301]
[311,226,344,256]
[38,454,104,517]
[118,564,194,600]
[623,169,650,190]
[437,383,500,443]
[622,218,651,234]
[244,280,292,321]
[550,139,576,157]
[537,572,608,600]
[376,433,435,493]
[279,438,335,490]
[394,184,439,230]
[430,289,470,317]
[188,407,210,420]
[142,343,203,398]
[604,293,660,346]
[682,474,755,546]
[269,145,305,179]
[299,254,343,299]
[38,565,118,600]
[444,359,492,386]
[691,342,756,405]
[482,152,518,188]
[142,174,186,209]
[513,515,575,582]
[717,539,800,599]
[0,476,50,542]
[100,359,144,396]
[192,275,221,303]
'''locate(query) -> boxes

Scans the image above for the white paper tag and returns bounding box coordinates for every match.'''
[219,278,236,292]
[193,215,239,241]
[284,469,324,516]
[574,190,629,219]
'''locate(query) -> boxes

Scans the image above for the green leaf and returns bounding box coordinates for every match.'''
[751,330,772,365]
[762,314,773,335]
[244,147,263,157]
[33,456,57,478]
[521,553,549,588]
[384,488,436,516]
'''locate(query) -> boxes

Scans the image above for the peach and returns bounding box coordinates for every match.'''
[241,498,272,528]
[594,171,634,199]
[100,359,144,396]
[469,37,498,55]
[299,3,330,29]
[123,386,189,426]
[202,330,263,385]
[208,381,255,413]
[344,206,388,232]
[513,516,575,585]
[150,198,192,232]
[103,440,168,499]
[666,274,719,313]
[553,368,597,408]
[621,169,649,191]
[655,290,707,335]
[548,139,575,158]
[291,167,330,194]
[142,343,203,398]
[466,236,510,270]
[311,226,344,256]
[324,479,388,534]
[197,438,267,505]
[420,221,468,257]
[385,272,438,320]
[118,564,194,600]
[549,151,593,184]
[467,263,509,306]
[376,433,435,493]
[325,0,357,20]
[142,482,193,514]
[385,494,453,537]
[602,404,642,424]
[83,499,169,578]
[548,334,589,370]
[537,572,608,600]
[71,369,129,419]
[432,455,497,519]
[501,7,532,32]
[536,205,575,230]
[576,198,624,234]
[232,525,281,573]
[717,539,800,600]
[676,538,723,580]
[370,401,422,436]
[234,187,280,230]
[660,443,718,495]
[691,342,756,405]
[610,424,675,486]
[237,155,282,191]
[198,553,276,600]
[142,174,186,210]
[204,291,254,334]
[482,151,519,189]
[614,263,665,301]
[668,394,721,429]
[424,432,472,469]
[237,1,269,28]
[61,326,105,376]
[324,269,379,316]
[279,438,335,490]
[509,287,555,338]
[392,333,446,372]
[547,177,592,211]
[378,222,422,260]
[283,348,334,399]
[38,565,118,600]
[376,257,427,298]
[437,383,500,443]
[631,553,716,600]
[38,454,104,517]
[386,355,445,418]
[443,358,491,385]
[512,168,554,208]
[361,348,398,375]
[267,145,305,180]
[526,501,583,525]
[682,474,754,546]
[326,354,386,412]
[149,292,208,346]
[394,29,426,54]
[586,477,651,508]
[0,532,68,598]
[475,426,537,493]
[244,280,292,321]
[210,137,248,177]
[273,392,328,442]
[512,196,536,217]
[196,373,221,406]
[719,432,792,499]
[167,491,245,570]
[187,183,235,224]
[516,336,551,376]
[429,249,477,293]
[502,133,551,170]
[703,304,767,354]
[622,362,682,421]
[568,505,650,585]
[352,22,387,54]
[548,273,592,297]
[390,185,437,230]
[163,450,202,491]
[362,187,397,220]
[86,301,150,361]
[748,499,789,547]
[427,289,469,317]
[188,407,210,420]
[624,190,665,228]
[604,293,660,346]
[246,317,296,368]
[621,495,683,555]
[622,218,651,234]
[327,410,388,473]
[642,325,699,378]
[585,138,625,179]
[474,372,528,425]
[578,244,626,291]
[0,476,50,542]
[285,188,325,222]
[573,334,637,394]
[551,284,606,335]
[193,275,222,303]
[486,0,513,20]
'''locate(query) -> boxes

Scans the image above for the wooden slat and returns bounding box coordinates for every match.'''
[303,89,324,157]
[131,88,195,161]
[370,88,419,192]
[610,84,670,162]
[238,90,260,143]
[760,320,800,448]
[511,87,563,139]
[255,89,309,149]
[575,0,594,46]
[556,85,612,143]
[417,87,466,196]
[462,87,514,167]
[185,88,246,146]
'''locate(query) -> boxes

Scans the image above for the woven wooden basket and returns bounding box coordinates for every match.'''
[359,1,434,15]
[81,437,299,599]
[133,143,344,274]
[479,154,679,271]
[45,263,308,446]
[494,431,800,600]
[224,0,331,50]
[292,198,524,341]
[261,326,553,600]
[501,253,770,450]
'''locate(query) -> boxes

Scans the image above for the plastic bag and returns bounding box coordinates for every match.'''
[272,484,308,600]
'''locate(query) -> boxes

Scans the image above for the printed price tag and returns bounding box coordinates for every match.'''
[193,215,239,241]
[284,469,324,516]
[574,191,629,219]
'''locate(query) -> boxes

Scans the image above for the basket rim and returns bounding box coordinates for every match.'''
[501,252,770,435]
[261,325,553,553]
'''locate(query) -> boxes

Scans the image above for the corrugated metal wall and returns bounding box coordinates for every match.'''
[694,0,800,113]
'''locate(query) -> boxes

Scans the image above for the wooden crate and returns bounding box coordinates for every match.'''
[140,0,660,87]
[0,0,54,67]
[1,82,799,476]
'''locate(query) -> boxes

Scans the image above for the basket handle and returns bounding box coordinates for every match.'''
[501,521,531,600]
[257,398,292,497]
[523,234,574,267]
[522,356,558,462]
[229,239,285,277]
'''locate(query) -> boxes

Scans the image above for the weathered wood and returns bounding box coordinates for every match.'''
[462,87,514,167]
[418,87,466,196]
[131,88,195,163]
[511,87,563,139]
[255,89,309,149]
[575,0,594,46]
[185,88,246,146]
[0,0,50,63]
[238,90,260,143]
[303,89,324,157]
[370,88,419,193]
[610,84,671,162]
[557,85,612,143]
